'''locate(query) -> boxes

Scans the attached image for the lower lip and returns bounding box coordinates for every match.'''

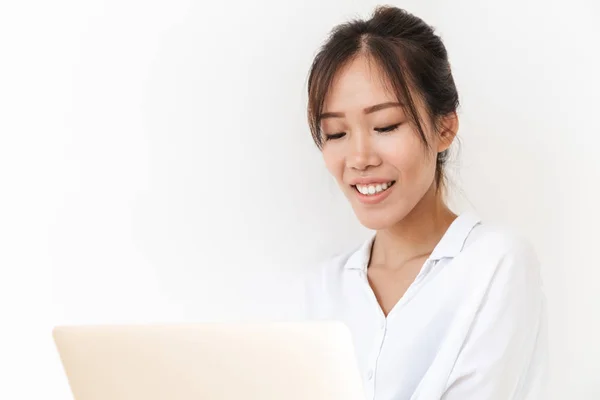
[353,183,394,205]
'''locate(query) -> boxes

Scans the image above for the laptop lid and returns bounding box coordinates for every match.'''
[53,321,365,400]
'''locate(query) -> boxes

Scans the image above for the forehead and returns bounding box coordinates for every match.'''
[323,55,397,112]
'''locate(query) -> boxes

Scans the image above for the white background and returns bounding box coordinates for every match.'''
[1,0,599,398]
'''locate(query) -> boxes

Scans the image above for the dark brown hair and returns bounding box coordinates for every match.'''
[307,5,459,189]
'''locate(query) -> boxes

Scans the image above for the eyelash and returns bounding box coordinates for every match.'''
[324,123,402,141]
[375,123,401,133]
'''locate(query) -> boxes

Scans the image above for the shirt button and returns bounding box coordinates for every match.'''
[367,369,374,380]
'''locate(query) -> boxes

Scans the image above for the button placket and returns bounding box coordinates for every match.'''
[357,268,387,399]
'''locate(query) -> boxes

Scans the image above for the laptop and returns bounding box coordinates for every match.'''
[53,321,365,400]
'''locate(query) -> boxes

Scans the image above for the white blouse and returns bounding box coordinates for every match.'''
[304,212,548,400]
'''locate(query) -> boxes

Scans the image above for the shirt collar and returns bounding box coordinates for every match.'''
[343,211,481,271]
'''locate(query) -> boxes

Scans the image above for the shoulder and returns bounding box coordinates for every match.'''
[460,219,544,293]
[306,232,373,284]
[304,249,356,294]
[463,220,539,264]
[302,240,369,319]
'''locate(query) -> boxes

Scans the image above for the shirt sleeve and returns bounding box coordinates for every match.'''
[441,239,549,400]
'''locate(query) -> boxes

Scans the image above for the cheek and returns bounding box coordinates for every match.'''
[321,146,345,180]
[380,134,435,181]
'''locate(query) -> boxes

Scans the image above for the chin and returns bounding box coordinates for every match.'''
[353,208,407,231]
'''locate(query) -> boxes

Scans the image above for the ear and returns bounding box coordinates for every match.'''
[437,112,459,153]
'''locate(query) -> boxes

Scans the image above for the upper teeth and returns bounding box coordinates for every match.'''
[356,182,393,195]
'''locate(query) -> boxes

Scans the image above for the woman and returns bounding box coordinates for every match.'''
[303,6,547,400]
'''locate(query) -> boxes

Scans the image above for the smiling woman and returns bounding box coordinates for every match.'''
[315,52,456,230]
[303,5,547,400]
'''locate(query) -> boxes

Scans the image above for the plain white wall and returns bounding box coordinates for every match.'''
[1,0,598,398]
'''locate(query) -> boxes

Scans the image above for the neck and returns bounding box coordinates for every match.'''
[369,183,457,269]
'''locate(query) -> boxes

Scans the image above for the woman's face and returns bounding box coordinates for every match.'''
[320,55,453,230]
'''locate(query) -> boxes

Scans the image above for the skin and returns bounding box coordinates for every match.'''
[320,54,460,316]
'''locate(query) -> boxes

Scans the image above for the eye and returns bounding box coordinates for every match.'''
[374,123,401,133]
[324,132,346,141]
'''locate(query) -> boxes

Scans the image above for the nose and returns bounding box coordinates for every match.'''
[347,132,381,171]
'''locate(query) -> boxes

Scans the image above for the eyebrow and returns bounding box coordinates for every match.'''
[318,102,402,120]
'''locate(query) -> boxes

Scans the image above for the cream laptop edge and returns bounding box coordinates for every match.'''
[53,321,365,400]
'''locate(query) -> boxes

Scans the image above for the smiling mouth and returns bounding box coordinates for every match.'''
[352,181,396,196]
